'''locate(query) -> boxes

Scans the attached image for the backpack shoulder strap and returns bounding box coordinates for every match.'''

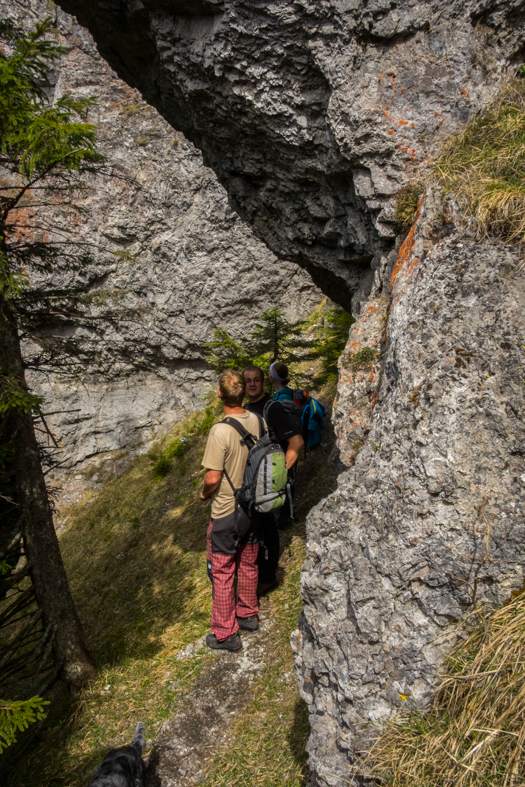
[220,416,256,445]
[262,399,276,420]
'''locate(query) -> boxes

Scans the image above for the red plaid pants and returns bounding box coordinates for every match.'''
[207,514,259,642]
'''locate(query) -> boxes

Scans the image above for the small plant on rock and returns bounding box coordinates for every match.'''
[393,183,424,233]
[350,346,379,372]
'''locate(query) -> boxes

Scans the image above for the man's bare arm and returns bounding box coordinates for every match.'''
[285,434,304,469]
[200,469,222,500]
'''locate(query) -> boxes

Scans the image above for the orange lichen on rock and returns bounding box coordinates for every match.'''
[390,221,417,290]
[390,191,425,292]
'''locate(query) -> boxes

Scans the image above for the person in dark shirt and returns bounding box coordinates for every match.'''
[242,365,304,593]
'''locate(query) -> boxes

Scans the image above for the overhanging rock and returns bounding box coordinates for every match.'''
[58,0,525,308]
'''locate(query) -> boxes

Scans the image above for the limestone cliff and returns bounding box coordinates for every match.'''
[28,0,525,784]
[56,0,525,308]
[296,189,525,784]
[1,0,319,509]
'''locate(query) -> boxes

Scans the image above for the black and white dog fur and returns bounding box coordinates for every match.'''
[88,722,146,787]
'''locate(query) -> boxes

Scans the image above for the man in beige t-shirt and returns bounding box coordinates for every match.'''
[200,369,263,651]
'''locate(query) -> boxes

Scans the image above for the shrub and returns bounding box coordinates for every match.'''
[0,697,49,753]
[350,346,379,372]
[312,304,355,384]
[152,456,172,479]
[393,183,424,233]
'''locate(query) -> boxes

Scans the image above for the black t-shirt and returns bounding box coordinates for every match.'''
[245,394,300,450]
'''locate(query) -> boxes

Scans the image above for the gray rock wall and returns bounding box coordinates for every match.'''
[1,0,320,509]
[296,189,525,785]
[57,0,525,308]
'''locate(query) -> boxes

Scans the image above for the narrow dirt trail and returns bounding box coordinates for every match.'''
[146,597,277,786]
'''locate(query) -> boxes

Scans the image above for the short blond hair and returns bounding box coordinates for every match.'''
[219,369,245,406]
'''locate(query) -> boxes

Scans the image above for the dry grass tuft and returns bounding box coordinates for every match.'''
[436,79,525,248]
[363,595,525,786]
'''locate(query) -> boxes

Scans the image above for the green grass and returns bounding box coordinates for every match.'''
[3,382,335,787]
[3,403,223,786]
[436,78,525,247]
[393,183,423,233]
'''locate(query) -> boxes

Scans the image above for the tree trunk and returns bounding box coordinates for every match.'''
[0,292,97,688]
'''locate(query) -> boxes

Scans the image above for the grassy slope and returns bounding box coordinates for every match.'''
[4,386,335,787]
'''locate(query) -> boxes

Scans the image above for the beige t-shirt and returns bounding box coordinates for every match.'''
[202,411,263,519]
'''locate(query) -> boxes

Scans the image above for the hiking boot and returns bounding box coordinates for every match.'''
[206,632,242,652]
[237,615,259,632]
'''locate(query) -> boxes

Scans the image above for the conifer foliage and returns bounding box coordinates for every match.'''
[311,303,355,384]
[205,307,313,375]
[0,18,100,702]
[0,697,48,754]
[205,303,354,386]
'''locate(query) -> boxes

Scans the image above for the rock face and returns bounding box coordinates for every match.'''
[29,0,525,783]
[297,190,525,784]
[1,0,319,508]
[58,0,525,309]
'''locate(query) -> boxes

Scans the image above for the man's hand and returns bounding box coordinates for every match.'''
[201,469,222,500]
[285,434,304,469]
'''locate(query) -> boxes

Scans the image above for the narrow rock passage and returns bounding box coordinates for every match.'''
[145,404,336,786]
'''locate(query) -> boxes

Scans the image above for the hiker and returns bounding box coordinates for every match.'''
[200,369,263,652]
[268,361,294,402]
[267,361,302,530]
[243,365,304,591]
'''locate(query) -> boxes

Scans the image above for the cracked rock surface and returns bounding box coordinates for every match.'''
[57,0,525,307]
[297,190,525,785]
[1,0,319,510]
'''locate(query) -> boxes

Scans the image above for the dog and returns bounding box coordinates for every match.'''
[88,722,146,787]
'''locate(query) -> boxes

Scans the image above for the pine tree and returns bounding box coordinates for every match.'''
[310,303,354,383]
[0,19,102,689]
[249,307,310,365]
[204,327,252,374]
[204,308,314,378]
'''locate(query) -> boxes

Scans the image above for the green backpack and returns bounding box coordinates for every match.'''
[221,415,287,546]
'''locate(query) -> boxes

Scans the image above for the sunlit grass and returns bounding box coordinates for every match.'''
[4,374,335,787]
[436,79,525,249]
